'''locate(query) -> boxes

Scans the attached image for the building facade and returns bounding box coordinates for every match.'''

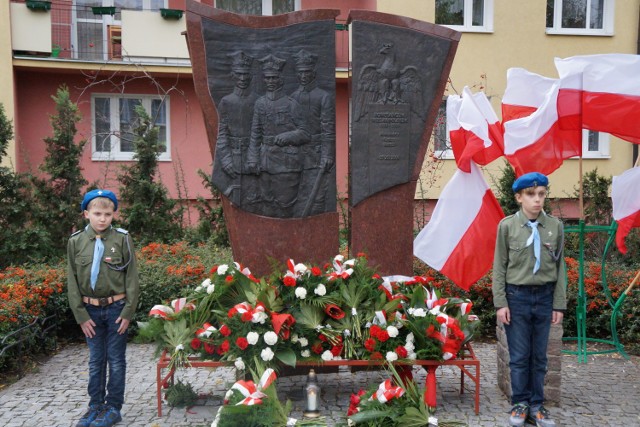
[2,0,638,221]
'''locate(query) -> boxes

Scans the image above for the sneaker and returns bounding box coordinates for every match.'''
[509,403,529,427]
[76,404,103,427]
[89,405,122,427]
[528,406,556,427]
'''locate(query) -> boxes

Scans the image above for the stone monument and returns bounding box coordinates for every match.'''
[186,2,340,276]
[348,10,460,275]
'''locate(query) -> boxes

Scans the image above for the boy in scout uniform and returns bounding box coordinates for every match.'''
[67,189,139,427]
[492,172,566,427]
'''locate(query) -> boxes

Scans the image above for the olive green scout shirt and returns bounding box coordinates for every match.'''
[492,209,567,311]
[67,226,140,324]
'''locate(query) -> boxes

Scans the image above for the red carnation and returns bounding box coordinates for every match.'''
[311,266,322,276]
[204,343,216,354]
[311,342,324,354]
[377,330,390,343]
[324,304,345,320]
[210,265,218,274]
[283,276,296,287]
[370,351,383,360]
[220,324,231,336]
[225,275,234,283]
[318,333,328,342]
[331,344,343,357]
[356,252,367,259]
[236,337,249,350]
[369,325,382,339]
[395,345,408,358]
[190,338,202,351]
[364,338,377,352]
[241,311,253,322]
[218,339,230,354]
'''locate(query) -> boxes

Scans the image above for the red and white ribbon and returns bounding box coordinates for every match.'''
[229,368,277,406]
[371,379,405,404]
[196,322,217,338]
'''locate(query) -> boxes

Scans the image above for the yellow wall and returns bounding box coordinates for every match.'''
[122,10,189,59]
[377,0,639,202]
[10,3,52,53]
[0,1,15,169]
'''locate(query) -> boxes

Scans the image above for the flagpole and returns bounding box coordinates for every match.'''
[635,153,640,168]
[579,155,584,219]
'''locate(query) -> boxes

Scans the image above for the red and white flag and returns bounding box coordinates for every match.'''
[582,55,640,143]
[503,76,582,177]
[502,68,556,123]
[413,163,504,290]
[447,87,504,172]
[612,167,640,254]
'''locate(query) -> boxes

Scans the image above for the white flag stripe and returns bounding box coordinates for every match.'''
[503,68,556,108]
[413,163,487,269]
[458,87,498,147]
[503,81,561,155]
[446,94,463,130]
[583,56,640,96]
[612,167,640,220]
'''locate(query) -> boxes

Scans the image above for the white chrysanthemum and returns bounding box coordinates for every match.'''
[207,284,215,294]
[201,278,212,288]
[247,331,259,345]
[407,352,417,360]
[404,341,415,352]
[387,326,399,338]
[252,311,268,324]
[263,331,278,346]
[321,350,334,361]
[295,287,307,299]
[412,308,427,317]
[294,263,308,274]
[234,357,245,371]
[291,334,299,343]
[386,351,398,362]
[261,347,274,361]
[314,284,327,296]
[406,332,415,343]
[298,337,308,347]
[217,264,229,275]
[301,349,311,358]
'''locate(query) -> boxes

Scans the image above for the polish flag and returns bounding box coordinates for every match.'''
[612,167,640,254]
[502,68,556,123]
[447,87,504,173]
[503,78,582,177]
[413,163,504,290]
[582,55,640,143]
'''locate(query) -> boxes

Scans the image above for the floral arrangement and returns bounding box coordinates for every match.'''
[346,365,466,427]
[139,254,479,375]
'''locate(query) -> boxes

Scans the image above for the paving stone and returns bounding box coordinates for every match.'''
[0,342,638,426]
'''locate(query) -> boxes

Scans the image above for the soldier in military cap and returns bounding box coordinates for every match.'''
[290,49,336,217]
[214,50,260,210]
[67,189,140,427]
[247,53,311,218]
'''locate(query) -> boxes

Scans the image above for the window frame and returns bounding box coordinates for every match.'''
[91,93,171,162]
[546,0,615,36]
[214,0,301,15]
[433,99,455,159]
[435,0,494,33]
[581,129,610,159]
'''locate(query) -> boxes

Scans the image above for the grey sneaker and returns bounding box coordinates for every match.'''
[528,406,556,427]
[76,404,103,427]
[509,403,529,427]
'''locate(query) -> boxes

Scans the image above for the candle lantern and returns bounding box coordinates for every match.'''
[303,369,321,417]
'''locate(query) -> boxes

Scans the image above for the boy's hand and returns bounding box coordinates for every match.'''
[552,311,564,325]
[80,319,96,338]
[116,317,130,335]
[496,307,510,325]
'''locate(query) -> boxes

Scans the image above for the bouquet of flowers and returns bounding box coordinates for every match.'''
[347,365,466,427]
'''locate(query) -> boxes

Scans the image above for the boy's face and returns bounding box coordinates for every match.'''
[515,186,547,219]
[84,205,114,233]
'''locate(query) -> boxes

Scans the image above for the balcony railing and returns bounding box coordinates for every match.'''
[10,1,190,65]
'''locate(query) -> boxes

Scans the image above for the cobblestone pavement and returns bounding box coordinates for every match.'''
[0,341,638,427]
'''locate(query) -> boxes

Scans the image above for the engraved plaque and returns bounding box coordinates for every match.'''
[368,103,410,194]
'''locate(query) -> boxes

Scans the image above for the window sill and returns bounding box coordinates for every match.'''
[92,154,172,162]
[545,28,613,37]
[439,24,493,34]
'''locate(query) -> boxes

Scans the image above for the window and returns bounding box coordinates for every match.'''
[435,0,493,32]
[433,100,454,159]
[74,1,166,60]
[92,94,170,161]
[582,130,610,158]
[215,0,300,15]
[546,0,614,36]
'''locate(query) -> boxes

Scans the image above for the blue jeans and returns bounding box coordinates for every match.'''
[85,299,128,410]
[504,283,554,408]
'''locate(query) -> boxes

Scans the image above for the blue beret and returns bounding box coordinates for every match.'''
[512,172,548,193]
[81,189,118,211]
